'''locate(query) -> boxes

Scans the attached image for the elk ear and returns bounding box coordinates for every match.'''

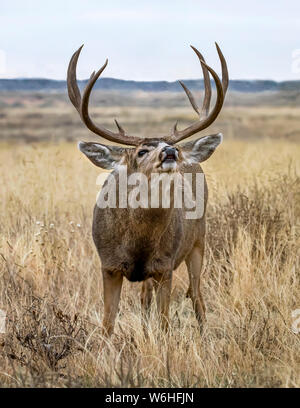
[179,133,223,164]
[78,141,129,170]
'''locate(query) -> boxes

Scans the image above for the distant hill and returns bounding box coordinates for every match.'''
[1,78,300,93]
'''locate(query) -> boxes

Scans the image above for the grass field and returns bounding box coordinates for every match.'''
[0,94,299,387]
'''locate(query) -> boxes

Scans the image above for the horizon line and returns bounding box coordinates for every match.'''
[1,77,300,83]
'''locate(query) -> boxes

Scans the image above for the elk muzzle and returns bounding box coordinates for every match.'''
[160,146,179,171]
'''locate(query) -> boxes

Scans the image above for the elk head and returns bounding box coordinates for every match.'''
[67,43,228,176]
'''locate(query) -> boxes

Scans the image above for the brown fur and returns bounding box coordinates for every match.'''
[90,139,209,335]
[68,43,227,337]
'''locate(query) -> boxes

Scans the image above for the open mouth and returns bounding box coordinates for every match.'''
[160,150,178,170]
[162,152,177,163]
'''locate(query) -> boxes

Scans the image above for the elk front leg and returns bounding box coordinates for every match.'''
[185,245,206,331]
[141,278,154,317]
[154,271,172,332]
[102,270,123,337]
[140,278,154,334]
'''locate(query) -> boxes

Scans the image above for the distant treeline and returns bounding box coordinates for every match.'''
[1,78,300,93]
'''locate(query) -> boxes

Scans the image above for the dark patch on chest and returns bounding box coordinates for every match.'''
[124,248,151,282]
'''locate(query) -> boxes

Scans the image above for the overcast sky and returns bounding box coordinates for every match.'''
[1,0,300,81]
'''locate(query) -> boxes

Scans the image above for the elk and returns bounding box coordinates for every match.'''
[67,43,228,336]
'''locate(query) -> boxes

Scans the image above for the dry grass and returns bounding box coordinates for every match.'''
[0,136,299,387]
[1,91,300,143]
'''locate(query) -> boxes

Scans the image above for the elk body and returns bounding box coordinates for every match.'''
[67,43,228,336]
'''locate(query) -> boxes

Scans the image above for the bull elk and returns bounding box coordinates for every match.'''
[67,43,228,336]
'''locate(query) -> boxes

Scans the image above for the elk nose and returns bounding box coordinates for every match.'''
[164,147,177,155]
[161,146,178,161]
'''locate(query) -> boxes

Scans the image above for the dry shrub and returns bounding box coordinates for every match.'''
[207,173,299,262]
[0,268,87,386]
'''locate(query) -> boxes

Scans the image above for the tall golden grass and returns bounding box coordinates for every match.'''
[0,137,299,387]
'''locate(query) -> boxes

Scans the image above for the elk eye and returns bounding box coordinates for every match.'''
[138,149,148,157]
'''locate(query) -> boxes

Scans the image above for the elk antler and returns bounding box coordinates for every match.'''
[166,42,228,144]
[67,45,144,146]
[67,43,228,146]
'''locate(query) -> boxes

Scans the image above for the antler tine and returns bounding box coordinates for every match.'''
[67,45,143,146]
[167,44,227,144]
[190,45,212,119]
[67,44,84,114]
[167,58,224,144]
[175,46,211,132]
[114,119,125,135]
[178,80,200,116]
[215,42,229,94]
[80,58,108,123]
[177,46,212,122]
